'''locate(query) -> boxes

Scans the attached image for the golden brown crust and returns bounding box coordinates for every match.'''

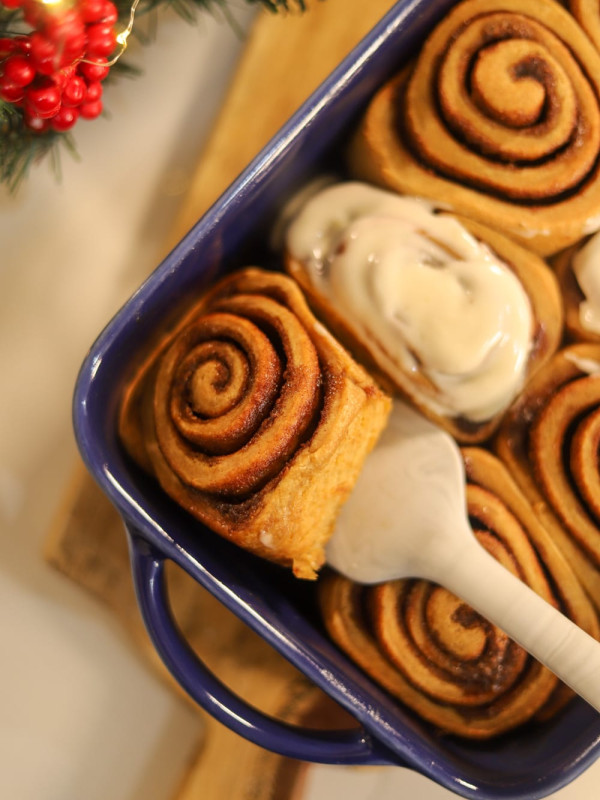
[348,0,600,256]
[319,448,599,738]
[495,343,600,608]
[286,213,563,445]
[568,0,600,53]
[119,268,391,580]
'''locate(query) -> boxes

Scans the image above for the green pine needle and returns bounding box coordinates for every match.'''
[1,104,78,193]
[0,0,308,193]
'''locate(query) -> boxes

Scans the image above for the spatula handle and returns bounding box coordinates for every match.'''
[435,542,600,713]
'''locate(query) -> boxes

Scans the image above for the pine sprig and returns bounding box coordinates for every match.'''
[112,0,305,27]
[129,0,305,18]
[0,0,307,192]
[1,103,77,190]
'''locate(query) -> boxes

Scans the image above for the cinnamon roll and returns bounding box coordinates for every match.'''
[118,268,391,579]
[349,0,600,256]
[495,344,600,608]
[319,448,599,738]
[284,181,563,444]
[567,0,600,53]
[553,231,600,343]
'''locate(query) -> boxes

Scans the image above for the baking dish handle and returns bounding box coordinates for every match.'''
[126,527,396,766]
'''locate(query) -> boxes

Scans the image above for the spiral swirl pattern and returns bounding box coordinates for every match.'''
[496,344,600,609]
[407,6,600,201]
[320,448,598,738]
[118,268,391,578]
[349,0,600,255]
[154,296,321,498]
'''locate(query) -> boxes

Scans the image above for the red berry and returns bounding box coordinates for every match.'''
[26,80,61,119]
[54,63,75,89]
[62,30,87,64]
[79,57,110,82]
[79,98,102,119]
[1,0,24,8]
[85,23,116,58]
[2,55,36,87]
[62,74,86,106]
[24,111,50,132]
[44,10,87,66]
[84,79,102,103]
[29,32,59,76]
[0,38,18,59]
[77,0,105,23]
[100,0,117,25]
[44,9,86,44]
[51,104,79,131]
[22,0,45,28]
[0,76,25,103]
[14,36,32,54]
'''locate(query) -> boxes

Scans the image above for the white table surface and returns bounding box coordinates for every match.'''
[1,6,599,799]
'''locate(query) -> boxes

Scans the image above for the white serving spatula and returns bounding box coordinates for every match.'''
[326,400,600,713]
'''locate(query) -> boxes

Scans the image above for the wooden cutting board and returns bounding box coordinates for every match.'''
[45,1,397,797]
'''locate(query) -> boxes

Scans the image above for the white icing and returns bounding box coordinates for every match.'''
[326,400,469,584]
[270,174,337,252]
[286,182,533,422]
[573,232,600,335]
[582,214,600,236]
[259,530,274,548]
[564,352,600,375]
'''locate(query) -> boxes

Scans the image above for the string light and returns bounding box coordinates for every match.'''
[111,0,140,62]
[74,0,141,67]
[32,0,142,68]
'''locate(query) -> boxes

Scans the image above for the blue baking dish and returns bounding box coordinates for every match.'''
[72,0,600,797]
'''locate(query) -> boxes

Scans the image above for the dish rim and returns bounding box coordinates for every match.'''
[72,1,600,797]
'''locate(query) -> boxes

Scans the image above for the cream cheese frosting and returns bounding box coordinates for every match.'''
[572,232,600,335]
[285,181,533,422]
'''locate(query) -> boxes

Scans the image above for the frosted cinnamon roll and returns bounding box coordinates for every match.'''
[349,0,600,256]
[553,231,600,343]
[495,344,600,608]
[319,448,599,738]
[118,268,391,579]
[284,181,563,443]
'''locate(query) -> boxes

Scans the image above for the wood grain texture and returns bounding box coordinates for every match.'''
[46,1,397,796]
[166,0,398,247]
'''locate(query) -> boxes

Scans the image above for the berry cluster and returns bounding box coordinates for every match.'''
[0,0,118,132]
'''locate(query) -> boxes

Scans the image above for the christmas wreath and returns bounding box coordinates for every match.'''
[0,0,303,190]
